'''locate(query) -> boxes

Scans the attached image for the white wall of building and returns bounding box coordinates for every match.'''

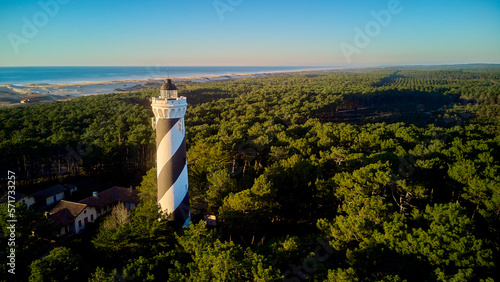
[124,202,137,210]
[45,192,65,206]
[73,206,97,234]
[21,196,35,208]
[55,192,65,202]
[45,196,54,206]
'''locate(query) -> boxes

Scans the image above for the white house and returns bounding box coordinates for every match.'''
[49,186,139,236]
[18,184,78,209]
[49,200,97,236]
[17,194,36,208]
[29,184,68,208]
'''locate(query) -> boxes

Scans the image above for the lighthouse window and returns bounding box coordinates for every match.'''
[178,122,183,131]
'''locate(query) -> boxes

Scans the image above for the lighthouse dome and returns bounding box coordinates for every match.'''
[161,79,178,90]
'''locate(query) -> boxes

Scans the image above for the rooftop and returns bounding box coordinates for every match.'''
[79,186,140,209]
[31,184,67,200]
[50,200,87,217]
[160,79,178,91]
[50,208,75,226]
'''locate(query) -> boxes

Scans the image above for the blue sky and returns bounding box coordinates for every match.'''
[0,0,499,66]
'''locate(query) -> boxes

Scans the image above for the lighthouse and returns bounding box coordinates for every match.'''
[151,78,190,227]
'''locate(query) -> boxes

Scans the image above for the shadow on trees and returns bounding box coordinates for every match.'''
[349,243,434,281]
[183,88,236,105]
[315,89,468,126]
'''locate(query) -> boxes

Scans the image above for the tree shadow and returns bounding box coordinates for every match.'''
[182,88,236,105]
[316,89,471,127]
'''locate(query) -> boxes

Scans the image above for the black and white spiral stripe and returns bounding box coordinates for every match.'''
[156,117,190,227]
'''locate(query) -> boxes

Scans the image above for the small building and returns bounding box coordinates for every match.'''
[20,98,39,103]
[49,186,140,236]
[49,200,97,236]
[203,211,217,227]
[64,184,78,196]
[79,186,139,218]
[32,184,67,207]
[204,214,217,227]
[17,193,36,208]
[20,184,70,209]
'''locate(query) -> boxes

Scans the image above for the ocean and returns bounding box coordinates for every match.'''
[0,66,334,85]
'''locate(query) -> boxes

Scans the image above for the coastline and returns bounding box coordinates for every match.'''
[0,69,336,108]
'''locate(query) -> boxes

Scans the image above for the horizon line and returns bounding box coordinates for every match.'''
[1,63,499,68]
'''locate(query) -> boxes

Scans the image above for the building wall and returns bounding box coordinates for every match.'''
[57,226,66,237]
[74,206,97,234]
[57,222,76,237]
[125,202,137,210]
[46,196,54,206]
[93,203,136,219]
[45,192,65,206]
[55,192,65,202]
[88,206,97,222]
[21,197,35,208]
[69,187,77,196]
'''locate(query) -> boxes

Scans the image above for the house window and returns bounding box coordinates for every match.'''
[91,214,94,221]
[84,209,87,214]
[78,220,82,227]
[84,217,88,224]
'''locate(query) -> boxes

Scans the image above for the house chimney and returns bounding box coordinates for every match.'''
[93,192,98,198]
[130,185,133,192]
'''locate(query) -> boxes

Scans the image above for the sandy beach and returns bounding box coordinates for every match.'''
[0,72,285,108]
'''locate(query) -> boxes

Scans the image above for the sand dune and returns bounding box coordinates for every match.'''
[0,72,278,108]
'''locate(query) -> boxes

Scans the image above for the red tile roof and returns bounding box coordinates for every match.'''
[50,209,75,226]
[49,200,88,227]
[79,186,139,209]
[50,200,87,217]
